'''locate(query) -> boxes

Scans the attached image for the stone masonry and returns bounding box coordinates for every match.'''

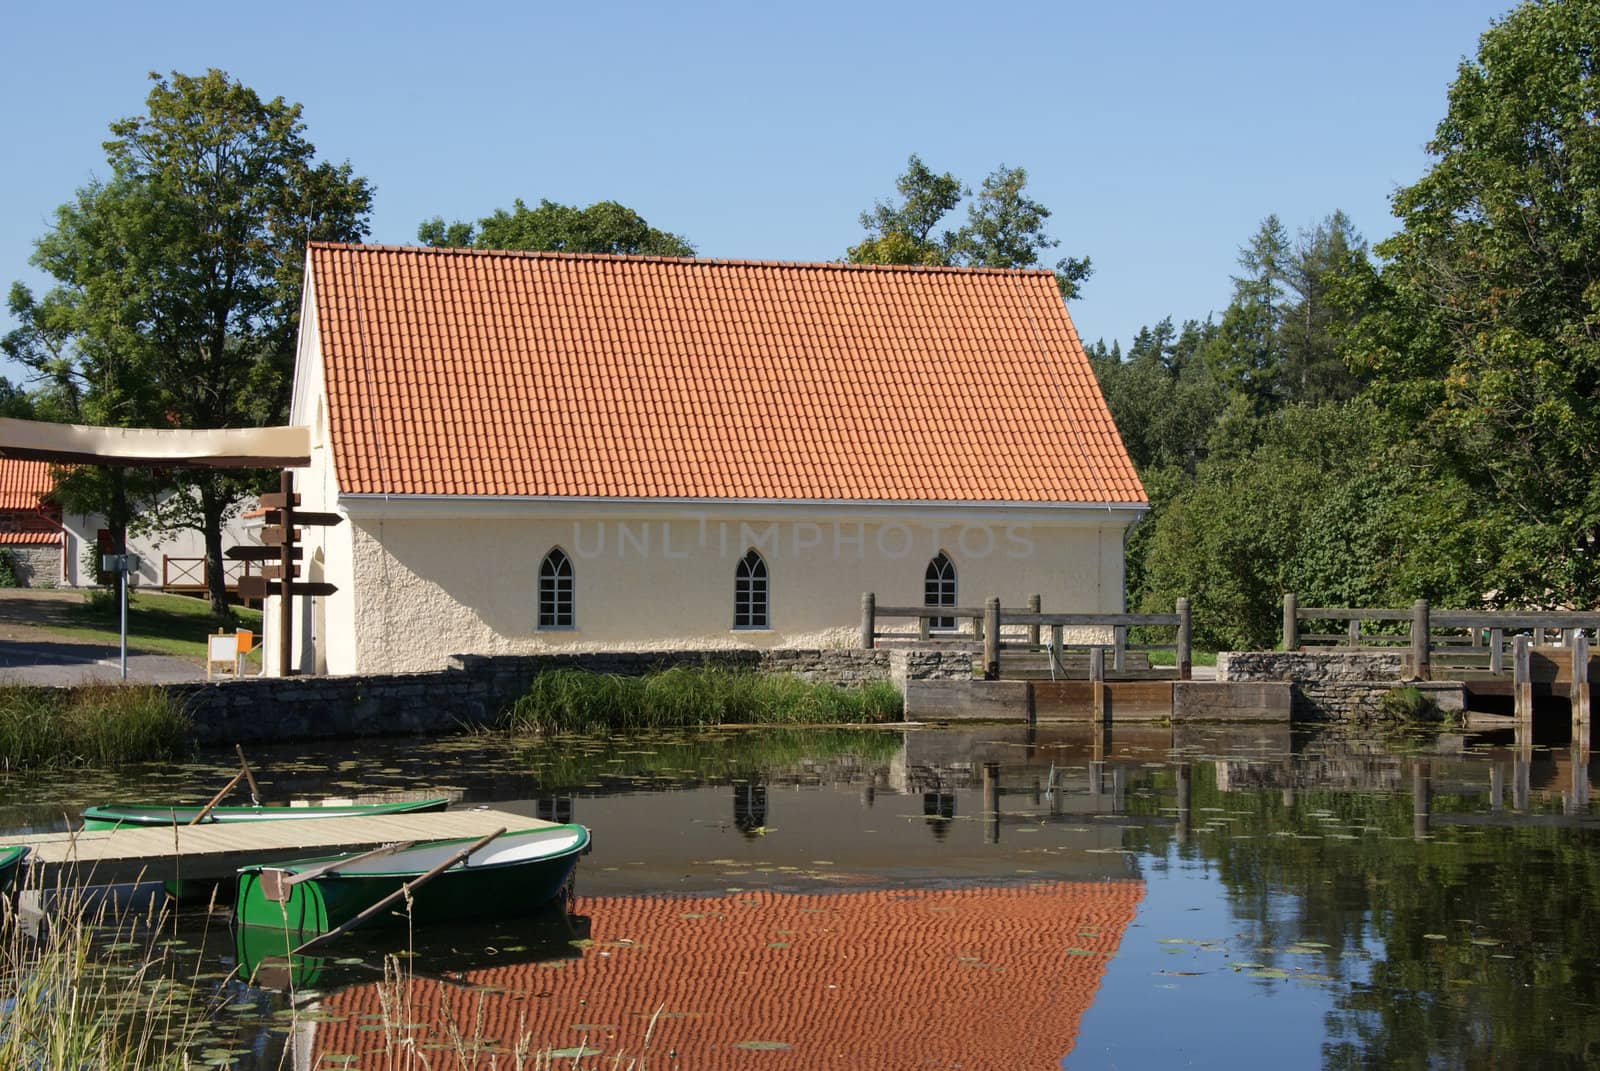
[1216,650,1462,722]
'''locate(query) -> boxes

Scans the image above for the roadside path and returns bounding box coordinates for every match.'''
[0,589,209,684]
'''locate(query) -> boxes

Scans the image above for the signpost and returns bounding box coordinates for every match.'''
[98,553,142,680]
[226,470,341,675]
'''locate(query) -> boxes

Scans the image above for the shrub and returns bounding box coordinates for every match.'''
[504,666,903,734]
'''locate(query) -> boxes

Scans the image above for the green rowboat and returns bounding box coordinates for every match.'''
[0,845,27,895]
[235,824,590,931]
[81,797,450,830]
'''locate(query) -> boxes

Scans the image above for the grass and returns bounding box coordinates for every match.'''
[0,877,215,1070]
[0,683,192,768]
[1147,649,1219,667]
[58,589,263,663]
[503,666,904,734]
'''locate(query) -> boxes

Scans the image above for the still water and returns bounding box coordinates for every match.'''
[3,723,1599,1069]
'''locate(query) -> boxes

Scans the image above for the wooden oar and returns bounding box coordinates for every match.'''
[235,745,262,806]
[291,828,505,955]
[256,840,420,902]
[188,769,247,825]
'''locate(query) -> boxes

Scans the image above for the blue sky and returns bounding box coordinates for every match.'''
[1,0,1515,386]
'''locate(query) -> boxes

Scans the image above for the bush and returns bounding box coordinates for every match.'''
[0,549,17,588]
[1377,685,1452,726]
[0,685,192,768]
[503,666,903,734]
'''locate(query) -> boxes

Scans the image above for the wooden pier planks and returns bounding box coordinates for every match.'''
[9,807,548,885]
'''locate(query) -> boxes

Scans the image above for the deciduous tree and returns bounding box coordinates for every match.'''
[419,198,694,256]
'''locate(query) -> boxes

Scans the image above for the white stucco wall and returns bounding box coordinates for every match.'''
[316,500,1138,675]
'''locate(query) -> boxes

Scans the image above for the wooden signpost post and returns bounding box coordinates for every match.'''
[229,470,341,676]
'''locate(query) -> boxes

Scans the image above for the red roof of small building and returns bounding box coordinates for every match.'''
[0,458,60,544]
[306,244,1146,504]
[306,880,1144,1068]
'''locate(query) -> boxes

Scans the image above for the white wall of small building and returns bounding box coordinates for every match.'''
[57,501,260,590]
[290,499,1138,676]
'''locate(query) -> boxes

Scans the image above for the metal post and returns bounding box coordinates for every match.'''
[860,592,876,649]
[119,562,128,680]
[1282,593,1298,651]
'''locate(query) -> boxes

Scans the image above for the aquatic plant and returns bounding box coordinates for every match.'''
[0,684,192,768]
[503,667,903,734]
[0,874,216,1069]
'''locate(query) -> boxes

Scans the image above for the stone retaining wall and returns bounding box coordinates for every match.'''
[168,648,912,745]
[1215,650,1465,722]
[4,545,60,587]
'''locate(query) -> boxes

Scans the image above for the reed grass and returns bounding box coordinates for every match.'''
[0,684,192,768]
[502,666,903,734]
[0,873,214,1070]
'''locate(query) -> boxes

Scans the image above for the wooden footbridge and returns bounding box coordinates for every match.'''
[7,807,544,887]
[1284,595,1598,728]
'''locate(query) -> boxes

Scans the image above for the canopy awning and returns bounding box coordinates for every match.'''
[0,418,310,468]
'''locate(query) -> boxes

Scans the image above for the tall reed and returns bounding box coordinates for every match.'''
[0,684,191,768]
[503,666,902,734]
[0,873,214,1069]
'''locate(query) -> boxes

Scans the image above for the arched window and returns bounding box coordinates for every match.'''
[734,549,769,629]
[539,548,574,628]
[925,552,956,631]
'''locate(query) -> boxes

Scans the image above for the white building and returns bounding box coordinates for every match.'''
[275,244,1148,676]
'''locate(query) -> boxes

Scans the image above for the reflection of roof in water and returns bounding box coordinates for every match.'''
[308,880,1144,1068]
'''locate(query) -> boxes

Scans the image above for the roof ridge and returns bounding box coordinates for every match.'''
[306,241,1062,279]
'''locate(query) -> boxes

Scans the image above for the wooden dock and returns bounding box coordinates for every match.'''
[8,807,548,886]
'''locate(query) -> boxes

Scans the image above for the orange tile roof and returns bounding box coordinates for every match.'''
[307,244,1146,504]
[307,880,1143,1068]
[0,458,53,511]
[0,458,61,544]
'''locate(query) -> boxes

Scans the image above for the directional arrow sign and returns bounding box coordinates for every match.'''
[226,546,303,562]
[289,510,343,527]
[259,563,301,581]
[259,492,301,509]
[237,577,337,599]
[260,526,303,546]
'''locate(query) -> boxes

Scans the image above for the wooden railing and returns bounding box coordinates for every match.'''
[1283,594,1600,680]
[859,593,1192,681]
[161,556,258,591]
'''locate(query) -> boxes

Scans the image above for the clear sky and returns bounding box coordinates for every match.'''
[0,0,1516,386]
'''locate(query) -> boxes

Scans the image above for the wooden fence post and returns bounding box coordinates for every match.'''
[1282,593,1298,651]
[983,597,1000,681]
[1411,599,1431,681]
[1572,631,1591,738]
[1112,625,1127,673]
[1514,634,1533,724]
[1027,593,1041,648]
[919,612,930,642]
[860,593,876,649]
[1347,618,1361,647]
[1489,628,1505,675]
[1176,597,1192,682]
[1089,644,1106,721]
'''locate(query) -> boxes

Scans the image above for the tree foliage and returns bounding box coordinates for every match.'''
[848,154,1092,298]
[3,70,372,612]
[1351,0,1600,606]
[419,198,694,257]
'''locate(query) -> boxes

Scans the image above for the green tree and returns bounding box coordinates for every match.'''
[1279,211,1369,403]
[848,155,1092,298]
[1352,0,1600,606]
[419,198,694,257]
[1203,215,1290,408]
[4,70,373,613]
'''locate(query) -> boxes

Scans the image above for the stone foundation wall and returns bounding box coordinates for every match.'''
[4,544,60,587]
[165,647,928,745]
[1216,650,1432,721]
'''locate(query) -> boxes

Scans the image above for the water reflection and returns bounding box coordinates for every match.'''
[5,723,1600,1067]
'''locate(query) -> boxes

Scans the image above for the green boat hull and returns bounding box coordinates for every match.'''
[235,824,589,931]
[0,845,26,896]
[81,797,450,830]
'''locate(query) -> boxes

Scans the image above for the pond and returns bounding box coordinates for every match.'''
[2,722,1598,1069]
